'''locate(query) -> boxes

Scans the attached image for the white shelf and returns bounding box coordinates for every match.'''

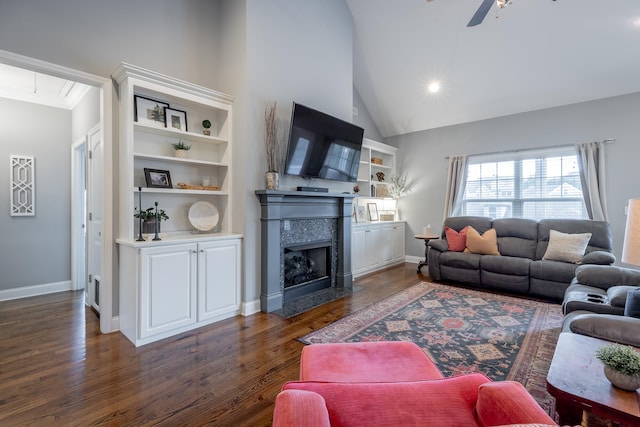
[133,152,228,167]
[133,187,228,196]
[134,122,227,144]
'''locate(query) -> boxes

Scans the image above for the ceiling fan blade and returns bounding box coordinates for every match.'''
[467,0,494,27]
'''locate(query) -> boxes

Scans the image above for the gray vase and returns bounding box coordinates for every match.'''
[604,366,640,391]
[142,220,160,234]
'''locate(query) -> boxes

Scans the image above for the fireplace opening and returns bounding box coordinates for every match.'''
[283,240,331,300]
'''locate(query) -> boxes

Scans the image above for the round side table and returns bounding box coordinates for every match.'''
[414,234,440,273]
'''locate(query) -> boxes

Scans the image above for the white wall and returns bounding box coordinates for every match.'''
[353,87,383,141]
[389,92,640,263]
[72,87,100,142]
[0,98,72,290]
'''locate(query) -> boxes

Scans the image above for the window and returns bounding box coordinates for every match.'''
[461,147,587,220]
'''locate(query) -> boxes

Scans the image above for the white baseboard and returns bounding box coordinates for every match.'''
[0,280,72,302]
[242,299,261,316]
[404,256,421,264]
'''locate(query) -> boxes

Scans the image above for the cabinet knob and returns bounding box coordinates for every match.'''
[192,250,197,254]
[200,249,204,252]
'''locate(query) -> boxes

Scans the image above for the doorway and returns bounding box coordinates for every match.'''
[0,49,114,333]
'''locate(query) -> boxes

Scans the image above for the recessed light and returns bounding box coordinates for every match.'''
[427,81,440,93]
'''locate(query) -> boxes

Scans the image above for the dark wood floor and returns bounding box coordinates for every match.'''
[0,263,423,426]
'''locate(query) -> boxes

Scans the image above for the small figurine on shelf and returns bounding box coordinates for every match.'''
[202,119,212,136]
[171,140,191,158]
[376,172,385,181]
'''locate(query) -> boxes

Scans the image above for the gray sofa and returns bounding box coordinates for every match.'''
[427,216,615,301]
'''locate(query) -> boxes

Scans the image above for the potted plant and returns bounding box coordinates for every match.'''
[171,140,191,158]
[202,119,212,136]
[134,206,169,234]
[595,343,640,391]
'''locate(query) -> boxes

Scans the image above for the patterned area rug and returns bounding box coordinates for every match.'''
[300,282,563,416]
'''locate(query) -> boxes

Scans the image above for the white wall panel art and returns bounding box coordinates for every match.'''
[10,155,35,216]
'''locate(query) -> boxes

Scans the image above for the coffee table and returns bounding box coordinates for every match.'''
[546,332,640,426]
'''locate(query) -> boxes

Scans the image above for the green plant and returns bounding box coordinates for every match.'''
[134,207,169,222]
[202,119,211,129]
[596,344,640,377]
[171,140,191,151]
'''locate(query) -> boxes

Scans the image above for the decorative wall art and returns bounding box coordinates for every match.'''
[367,203,379,221]
[10,155,35,216]
[355,205,367,223]
[134,95,169,128]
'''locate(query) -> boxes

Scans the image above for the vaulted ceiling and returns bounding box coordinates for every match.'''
[347,0,640,138]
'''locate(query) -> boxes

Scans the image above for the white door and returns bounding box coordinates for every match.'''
[87,125,103,312]
[198,239,241,322]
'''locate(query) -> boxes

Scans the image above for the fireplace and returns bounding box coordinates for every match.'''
[284,240,331,300]
[255,190,356,312]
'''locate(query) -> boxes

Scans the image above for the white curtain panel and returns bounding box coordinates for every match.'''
[443,155,468,220]
[576,141,609,222]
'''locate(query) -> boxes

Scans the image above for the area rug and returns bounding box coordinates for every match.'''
[299,282,564,416]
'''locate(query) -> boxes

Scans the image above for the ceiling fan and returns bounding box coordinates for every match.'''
[467,0,511,27]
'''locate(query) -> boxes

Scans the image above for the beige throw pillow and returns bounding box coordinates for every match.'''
[542,229,592,264]
[465,227,500,256]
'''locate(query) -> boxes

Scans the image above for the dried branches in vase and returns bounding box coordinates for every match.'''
[264,102,283,190]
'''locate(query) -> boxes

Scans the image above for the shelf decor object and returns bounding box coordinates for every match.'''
[10,155,35,216]
[134,95,168,128]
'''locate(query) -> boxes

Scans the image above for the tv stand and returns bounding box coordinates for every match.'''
[297,186,329,193]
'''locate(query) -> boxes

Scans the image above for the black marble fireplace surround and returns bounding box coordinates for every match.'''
[255,190,356,313]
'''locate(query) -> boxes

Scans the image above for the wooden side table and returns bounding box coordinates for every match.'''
[414,234,440,273]
[546,333,640,426]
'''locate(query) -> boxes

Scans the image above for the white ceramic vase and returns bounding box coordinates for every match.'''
[175,149,189,159]
[266,171,279,190]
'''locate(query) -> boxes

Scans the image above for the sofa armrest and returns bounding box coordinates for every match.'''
[272,390,330,427]
[568,313,640,347]
[574,264,640,291]
[428,239,448,252]
[581,250,616,265]
[475,381,557,427]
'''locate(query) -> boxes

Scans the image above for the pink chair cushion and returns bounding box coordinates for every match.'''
[283,374,491,427]
[272,389,331,427]
[300,341,443,382]
[475,381,556,426]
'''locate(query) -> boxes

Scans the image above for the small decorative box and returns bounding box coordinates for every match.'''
[371,157,383,165]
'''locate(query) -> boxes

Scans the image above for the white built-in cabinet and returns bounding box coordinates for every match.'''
[113,63,242,346]
[352,221,405,278]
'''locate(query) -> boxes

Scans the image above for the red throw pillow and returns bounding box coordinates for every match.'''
[445,226,468,252]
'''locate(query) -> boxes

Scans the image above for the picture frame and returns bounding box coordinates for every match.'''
[164,107,188,132]
[144,168,173,188]
[355,205,367,223]
[367,203,379,221]
[134,95,169,128]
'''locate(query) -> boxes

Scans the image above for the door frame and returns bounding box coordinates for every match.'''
[0,49,115,334]
[71,136,87,294]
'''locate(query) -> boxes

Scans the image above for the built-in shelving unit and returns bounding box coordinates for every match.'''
[112,63,242,346]
[356,138,397,198]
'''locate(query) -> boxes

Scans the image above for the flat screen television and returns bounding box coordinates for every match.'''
[284,102,364,183]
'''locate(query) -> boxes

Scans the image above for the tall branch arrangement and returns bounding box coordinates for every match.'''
[264,102,278,172]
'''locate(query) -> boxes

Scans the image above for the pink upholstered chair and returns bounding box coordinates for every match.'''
[273,342,557,427]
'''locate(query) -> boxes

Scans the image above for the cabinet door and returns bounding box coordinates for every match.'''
[380,226,395,264]
[352,228,368,273]
[367,226,382,268]
[139,244,197,338]
[198,239,241,322]
[393,223,405,261]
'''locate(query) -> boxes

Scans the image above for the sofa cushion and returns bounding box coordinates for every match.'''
[582,250,616,265]
[475,381,556,427]
[607,286,637,308]
[536,219,612,260]
[492,218,538,259]
[481,255,530,277]
[282,374,491,427]
[542,230,591,263]
[465,227,500,256]
[567,314,640,346]
[446,226,469,252]
[625,288,640,318]
[575,264,640,290]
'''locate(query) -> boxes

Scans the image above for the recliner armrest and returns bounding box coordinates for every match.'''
[581,250,616,265]
[568,313,640,347]
[475,381,557,426]
[428,239,448,252]
[574,264,640,291]
[272,389,330,427]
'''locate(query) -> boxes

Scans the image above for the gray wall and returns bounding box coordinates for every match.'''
[72,86,101,142]
[353,87,383,141]
[389,92,640,263]
[0,98,72,290]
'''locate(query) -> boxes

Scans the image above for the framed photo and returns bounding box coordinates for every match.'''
[367,203,379,221]
[134,95,169,128]
[355,205,367,223]
[164,107,188,132]
[144,168,172,188]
